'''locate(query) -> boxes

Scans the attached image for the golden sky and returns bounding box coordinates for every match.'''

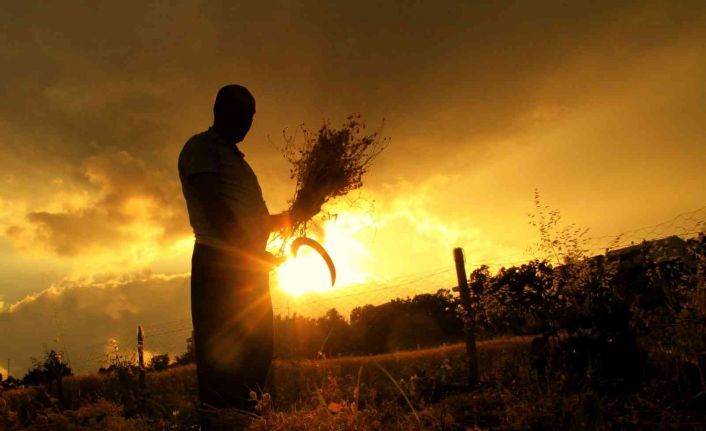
[1,0,705,374]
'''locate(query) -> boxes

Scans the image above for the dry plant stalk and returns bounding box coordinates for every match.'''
[279,113,388,237]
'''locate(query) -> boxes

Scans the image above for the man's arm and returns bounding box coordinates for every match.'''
[189,173,244,243]
[268,212,292,232]
[267,203,323,233]
[190,173,319,237]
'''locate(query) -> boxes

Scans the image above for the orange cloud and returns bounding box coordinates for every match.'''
[6,148,190,260]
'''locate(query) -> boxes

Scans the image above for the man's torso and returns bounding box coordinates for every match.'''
[178,128,270,253]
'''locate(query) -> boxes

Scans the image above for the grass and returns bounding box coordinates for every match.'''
[0,337,530,430]
[2,334,704,430]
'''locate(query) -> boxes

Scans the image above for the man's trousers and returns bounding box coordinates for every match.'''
[190,243,273,409]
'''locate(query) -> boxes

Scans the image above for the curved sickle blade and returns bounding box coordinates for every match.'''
[290,237,337,287]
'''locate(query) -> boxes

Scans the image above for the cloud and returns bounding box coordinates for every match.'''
[334,175,524,274]
[0,272,191,376]
[1,0,704,261]
[6,147,189,259]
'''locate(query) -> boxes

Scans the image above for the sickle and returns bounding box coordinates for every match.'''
[290,237,337,287]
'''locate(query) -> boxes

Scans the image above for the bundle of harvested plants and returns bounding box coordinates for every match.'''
[279,113,388,236]
[269,114,387,286]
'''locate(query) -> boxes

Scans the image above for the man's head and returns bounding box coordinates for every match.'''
[213,84,256,144]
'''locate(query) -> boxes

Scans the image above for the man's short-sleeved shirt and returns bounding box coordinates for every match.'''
[178,127,269,251]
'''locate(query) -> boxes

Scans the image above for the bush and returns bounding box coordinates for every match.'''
[149,354,169,372]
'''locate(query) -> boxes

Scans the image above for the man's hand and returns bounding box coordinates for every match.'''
[262,251,287,269]
[290,195,323,225]
[269,201,323,233]
[268,212,292,232]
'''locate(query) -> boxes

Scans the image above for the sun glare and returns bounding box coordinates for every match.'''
[274,214,371,297]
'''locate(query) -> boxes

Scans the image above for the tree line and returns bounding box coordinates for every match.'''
[273,289,465,359]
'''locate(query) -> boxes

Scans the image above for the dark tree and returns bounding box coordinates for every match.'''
[149,354,170,371]
[174,336,195,366]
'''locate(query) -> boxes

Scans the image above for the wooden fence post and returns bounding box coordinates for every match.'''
[137,325,145,389]
[454,247,479,386]
[697,252,706,382]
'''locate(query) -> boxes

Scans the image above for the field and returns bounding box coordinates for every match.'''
[3,333,704,430]
[0,337,532,430]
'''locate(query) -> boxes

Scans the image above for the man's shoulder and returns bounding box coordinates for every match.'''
[180,130,214,157]
[178,130,219,175]
[183,130,214,148]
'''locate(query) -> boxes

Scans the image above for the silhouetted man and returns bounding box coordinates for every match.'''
[178,84,315,411]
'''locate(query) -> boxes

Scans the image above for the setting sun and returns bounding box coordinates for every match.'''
[273,213,372,297]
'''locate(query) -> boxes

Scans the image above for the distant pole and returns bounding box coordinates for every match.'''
[137,325,145,389]
[453,247,479,386]
[56,353,65,409]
